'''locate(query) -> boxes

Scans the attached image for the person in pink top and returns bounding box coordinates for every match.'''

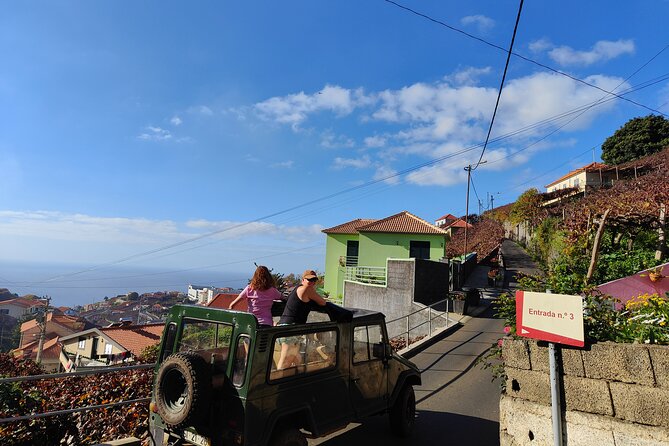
[229,265,281,326]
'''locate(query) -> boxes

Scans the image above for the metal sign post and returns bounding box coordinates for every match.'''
[516,290,584,446]
[548,342,563,446]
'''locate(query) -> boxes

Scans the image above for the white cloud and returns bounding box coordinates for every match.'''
[249,69,628,188]
[321,131,355,149]
[332,155,372,170]
[0,210,325,251]
[364,136,386,148]
[548,39,635,66]
[373,165,399,185]
[528,38,553,53]
[138,126,172,141]
[405,161,467,186]
[187,105,214,116]
[0,210,180,244]
[185,219,323,242]
[254,85,370,129]
[271,160,294,169]
[460,15,495,32]
[171,116,183,126]
[444,66,492,86]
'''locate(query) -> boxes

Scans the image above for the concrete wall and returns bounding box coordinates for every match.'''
[500,338,669,445]
[343,259,451,339]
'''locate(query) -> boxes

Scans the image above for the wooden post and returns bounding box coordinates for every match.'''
[586,209,611,283]
[657,204,666,261]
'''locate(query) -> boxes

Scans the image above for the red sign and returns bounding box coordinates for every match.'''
[516,290,584,347]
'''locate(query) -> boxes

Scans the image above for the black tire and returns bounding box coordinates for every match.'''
[390,385,416,437]
[154,352,211,429]
[270,427,307,446]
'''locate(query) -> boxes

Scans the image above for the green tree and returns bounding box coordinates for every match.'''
[601,115,669,165]
[127,291,139,301]
[509,188,543,226]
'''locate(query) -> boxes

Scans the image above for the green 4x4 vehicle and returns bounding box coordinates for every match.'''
[149,303,421,446]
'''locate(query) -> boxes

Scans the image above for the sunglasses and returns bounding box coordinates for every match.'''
[306,277,318,282]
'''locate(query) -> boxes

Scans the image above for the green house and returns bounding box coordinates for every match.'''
[322,211,448,300]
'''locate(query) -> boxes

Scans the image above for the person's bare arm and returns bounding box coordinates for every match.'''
[229,289,247,309]
[306,286,327,306]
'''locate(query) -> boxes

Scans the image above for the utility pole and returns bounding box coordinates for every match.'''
[464,165,472,258]
[463,161,487,258]
[35,296,51,365]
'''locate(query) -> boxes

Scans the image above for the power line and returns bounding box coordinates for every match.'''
[474,0,524,169]
[383,0,669,118]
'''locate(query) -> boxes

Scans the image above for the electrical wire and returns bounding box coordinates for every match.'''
[474,0,524,169]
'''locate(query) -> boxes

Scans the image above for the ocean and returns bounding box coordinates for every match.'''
[0,260,250,308]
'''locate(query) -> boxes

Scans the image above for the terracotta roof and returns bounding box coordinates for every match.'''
[0,297,45,308]
[358,211,448,235]
[444,218,473,229]
[208,293,247,310]
[322,218,377,234]
[436,213,458,221]
[21,312,87,332]
[101,323,164,357]
[545,162,610,188]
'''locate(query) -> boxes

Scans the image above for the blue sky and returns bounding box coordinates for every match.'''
[2,1,669,305]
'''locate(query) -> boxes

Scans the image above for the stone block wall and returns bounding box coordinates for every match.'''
[500,338,669,445]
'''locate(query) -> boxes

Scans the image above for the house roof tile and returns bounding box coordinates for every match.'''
[100,323,164,357]
[436,213,458,222]
[322,218,377,234]
[444,218,473,229]
[358,211,448,235]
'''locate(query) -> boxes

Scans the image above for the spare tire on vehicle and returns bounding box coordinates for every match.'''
[154,352,211,429]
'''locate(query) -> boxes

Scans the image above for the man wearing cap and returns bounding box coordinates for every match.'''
[276,270,327,369]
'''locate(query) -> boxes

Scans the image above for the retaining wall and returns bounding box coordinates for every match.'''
[501,338,669,445]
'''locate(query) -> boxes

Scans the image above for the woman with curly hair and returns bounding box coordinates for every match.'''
[229,265,282,326]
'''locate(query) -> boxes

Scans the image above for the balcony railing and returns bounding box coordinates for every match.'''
[344,265,387,286]
[338,255,359,267]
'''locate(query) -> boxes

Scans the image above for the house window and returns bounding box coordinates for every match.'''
[104,343,113,355]
[78,337,86,349]
[346,240,359,266]
[409,241,430,259]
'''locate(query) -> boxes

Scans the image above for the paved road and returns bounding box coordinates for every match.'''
[311,304,505,446]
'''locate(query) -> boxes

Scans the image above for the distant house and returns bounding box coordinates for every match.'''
[14,311,93,372]
[322,211,448,300]
[545,162,616,195]
[434,214,473,238]
[60,322,164,369]
[0,297,45,319]
[188,285,228,305]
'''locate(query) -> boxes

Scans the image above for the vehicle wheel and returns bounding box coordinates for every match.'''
[154,352,211,429]
[270,427,307,446]
[390,385,416,437]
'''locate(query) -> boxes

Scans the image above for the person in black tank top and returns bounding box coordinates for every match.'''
[276,269,327,369]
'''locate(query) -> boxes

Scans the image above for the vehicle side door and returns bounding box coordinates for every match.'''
[349,323,388,417]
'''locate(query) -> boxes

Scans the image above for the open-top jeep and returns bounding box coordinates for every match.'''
[149,303,421,446]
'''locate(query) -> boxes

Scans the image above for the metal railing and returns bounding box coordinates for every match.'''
[344,265,387,286]
[385,297,455,350]
[338,255,359,267]
[0,363,155,424]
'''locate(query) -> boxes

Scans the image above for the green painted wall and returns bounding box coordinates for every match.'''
[358,232,446,266]
[323,233,358,299]
[323,231,446,300]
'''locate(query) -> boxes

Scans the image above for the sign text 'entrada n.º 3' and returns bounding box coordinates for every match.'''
[515,290,584,347]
